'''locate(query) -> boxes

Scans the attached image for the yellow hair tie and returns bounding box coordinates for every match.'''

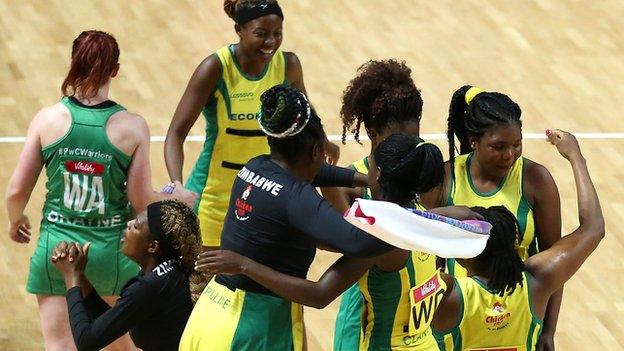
[465,86,485,105]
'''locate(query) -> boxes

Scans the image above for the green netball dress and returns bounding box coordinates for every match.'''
[26,97,139,295]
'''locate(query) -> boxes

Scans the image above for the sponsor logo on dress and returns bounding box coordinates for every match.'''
[413,274,440,302]
[417,252,431,262]
[65,161,105,175]
[485,302,512,330]
[235,185,254,221]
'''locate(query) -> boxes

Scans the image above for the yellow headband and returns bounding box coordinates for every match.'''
[465,86,485,105]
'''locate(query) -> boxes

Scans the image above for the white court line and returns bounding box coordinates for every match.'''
[1,132,624,143]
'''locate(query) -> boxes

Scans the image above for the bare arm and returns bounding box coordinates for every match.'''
[524,159,562,348]
[320,187,360,213]
[164,55,222,182]
[125,115,197,212]
[6,110,45,243]
[196,250,373,309]
[285,52,307,95]
[526,130,604,301]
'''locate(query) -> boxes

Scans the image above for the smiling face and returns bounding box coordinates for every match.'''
[471,122,523,179]
[121,211,155,264]
[236,14,283,64]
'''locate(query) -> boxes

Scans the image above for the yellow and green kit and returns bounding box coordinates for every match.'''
[186,45,286,246]
[179,279,303,351]
[446,154,535,276]
[434,272,542,351]
[358,256,443,350]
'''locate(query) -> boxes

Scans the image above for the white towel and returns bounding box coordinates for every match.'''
[344,199,491,258]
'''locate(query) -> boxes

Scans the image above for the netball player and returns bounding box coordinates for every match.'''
[423,86,563,349]
[320,59,425,350]
[180,85,394,351]
[5,31,196,350]
[164,0,339,250]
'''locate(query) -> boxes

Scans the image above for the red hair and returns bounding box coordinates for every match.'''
[61,30,120,99]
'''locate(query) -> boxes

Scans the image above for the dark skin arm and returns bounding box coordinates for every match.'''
[526,130,604,317]
[431,271,461,332]
[164,55,222,183]
[524,156,562,351]
[198,249,375,309]
[320,186,362,213]
[195,204,483,308]
[421,161,455,270]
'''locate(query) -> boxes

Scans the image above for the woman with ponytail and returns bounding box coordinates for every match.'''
[50,200,204,351]
[422,85,563,350]
[5,30,196,350]
[318,59,424,351]
[181,85,393,351]
[199,133,482,350]
[165,0,340,251]
[433,130,604,350]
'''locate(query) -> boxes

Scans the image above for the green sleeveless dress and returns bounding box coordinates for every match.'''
[26,97,139,295]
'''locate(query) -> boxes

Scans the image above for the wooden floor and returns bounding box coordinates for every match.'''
[1,0,623,349]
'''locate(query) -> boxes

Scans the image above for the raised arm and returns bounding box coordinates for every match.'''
[525,130,604,298]
[288,183,394,257]
[164,55,221,182]
[524,156,562,350]
[197,250,373,309]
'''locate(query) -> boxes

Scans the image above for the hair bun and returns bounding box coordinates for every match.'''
[223,0,239,20]
[259,85,311,138]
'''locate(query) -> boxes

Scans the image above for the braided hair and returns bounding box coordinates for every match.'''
[155,200,206,303]
[259,84,325,163]
[341,59,423,144]
[471,206,524,296]
[447,85,522,172]
[374,134,444,206]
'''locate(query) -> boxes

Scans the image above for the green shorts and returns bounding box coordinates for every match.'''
[27,221,139,296]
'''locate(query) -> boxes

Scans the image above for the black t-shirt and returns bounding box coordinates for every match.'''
[66,260,193,351]
[217,155,393,295]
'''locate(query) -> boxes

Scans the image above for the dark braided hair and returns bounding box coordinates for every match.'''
[447,85,522,172]
[374,134,444,207]
[224,0,279,21]
[341,59,423,144]
[156,200,206,303]
[259,84,325,163]
[471,206,524,296]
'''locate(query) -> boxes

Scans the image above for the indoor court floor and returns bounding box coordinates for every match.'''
[1,1,623,349]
